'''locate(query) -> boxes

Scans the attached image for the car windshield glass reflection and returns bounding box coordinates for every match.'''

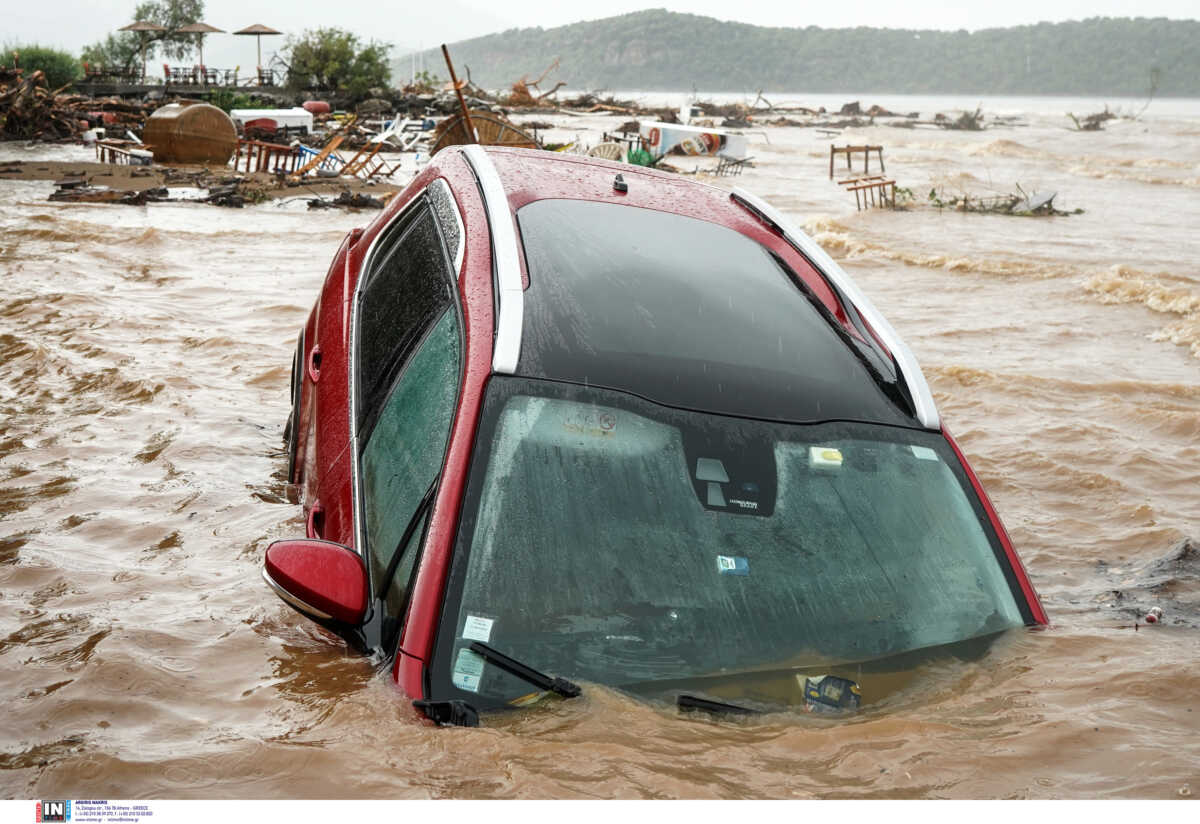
[437,379,1025,708]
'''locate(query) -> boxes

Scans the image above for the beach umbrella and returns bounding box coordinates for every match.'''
[176,22,224,68]
[233,24,283,70]
[118,20,166,83]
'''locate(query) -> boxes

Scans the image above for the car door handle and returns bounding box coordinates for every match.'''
[306,501,325,539]
[307,344,322,383]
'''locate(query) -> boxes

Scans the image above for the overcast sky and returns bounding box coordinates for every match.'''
[11,0,1198,73]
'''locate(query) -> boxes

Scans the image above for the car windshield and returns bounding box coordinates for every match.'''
[433,378,1026,708]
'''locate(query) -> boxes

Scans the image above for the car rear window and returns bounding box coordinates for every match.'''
[515,198,910,426]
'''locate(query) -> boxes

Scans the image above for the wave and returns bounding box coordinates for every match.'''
[1084,265,1200,358]
[966,139,1047,159]
[1068,164,1200,187]
[800,216,1070,279]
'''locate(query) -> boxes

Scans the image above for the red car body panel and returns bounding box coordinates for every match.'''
[944,429,1048,625]
[281,146,1048,708]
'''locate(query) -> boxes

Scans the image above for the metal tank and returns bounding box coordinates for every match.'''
[142,102,238,164]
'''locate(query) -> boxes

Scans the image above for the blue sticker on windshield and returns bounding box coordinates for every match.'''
[717,555,749,576]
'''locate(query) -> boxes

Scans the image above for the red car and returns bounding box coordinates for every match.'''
[265,146,1047,726]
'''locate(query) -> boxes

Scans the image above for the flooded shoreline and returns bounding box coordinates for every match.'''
[1,98,1197,798]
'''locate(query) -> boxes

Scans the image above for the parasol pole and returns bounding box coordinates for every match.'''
[441,44,476,144]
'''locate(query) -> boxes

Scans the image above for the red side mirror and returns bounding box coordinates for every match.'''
[263,539,368,626]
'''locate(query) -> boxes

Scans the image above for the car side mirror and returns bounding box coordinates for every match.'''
[262,539,368,627]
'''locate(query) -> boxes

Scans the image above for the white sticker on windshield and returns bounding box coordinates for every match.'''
[910,445,939,461]
[809,446,843,468]
[452,647,485,693]
[462,614,494,643]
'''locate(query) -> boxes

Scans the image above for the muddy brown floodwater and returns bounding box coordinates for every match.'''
[1,100,1198,799]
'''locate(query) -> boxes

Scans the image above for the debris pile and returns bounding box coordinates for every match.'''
[1068,107,1118,131]
[0,68,85,141]
[927,185,1082,216]
[306,190,388,210]
[935,106,986,131]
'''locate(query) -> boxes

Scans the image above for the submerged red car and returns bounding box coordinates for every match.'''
[265,146,1047,726]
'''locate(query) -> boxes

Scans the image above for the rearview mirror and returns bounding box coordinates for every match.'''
[262,539,368,626]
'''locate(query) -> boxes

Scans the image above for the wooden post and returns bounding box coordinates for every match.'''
[441,44,477,144]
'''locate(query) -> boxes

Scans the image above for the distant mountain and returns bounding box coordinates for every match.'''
[408,10,1198,96]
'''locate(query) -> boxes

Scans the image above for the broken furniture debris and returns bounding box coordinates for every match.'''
[95,139,153,165]
[714,155,754,176]
[839,174,896,210]
[927,186,1078,216]
[829,145,894,210]
[233,138,302,174]
[829,144,885,179]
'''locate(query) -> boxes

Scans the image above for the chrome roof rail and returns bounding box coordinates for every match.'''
[463,145,523,374]
[730,187,940,430]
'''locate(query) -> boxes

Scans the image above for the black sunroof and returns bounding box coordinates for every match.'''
[514,199,912,426]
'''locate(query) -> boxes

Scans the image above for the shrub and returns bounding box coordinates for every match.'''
[6,44,82,89]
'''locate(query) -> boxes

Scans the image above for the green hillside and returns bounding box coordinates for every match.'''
[406,10,1198,96]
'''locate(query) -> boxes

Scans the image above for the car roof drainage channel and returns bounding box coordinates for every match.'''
[728,187,940,430]
[463,144,524,374]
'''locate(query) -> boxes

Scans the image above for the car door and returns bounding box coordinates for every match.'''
[351,194,463,654]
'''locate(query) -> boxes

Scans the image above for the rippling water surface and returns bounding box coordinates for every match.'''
[1,99,1198,799]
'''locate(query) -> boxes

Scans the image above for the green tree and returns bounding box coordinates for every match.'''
[284,28,391,101]
[6,44,82,89]
[80,0,204,71]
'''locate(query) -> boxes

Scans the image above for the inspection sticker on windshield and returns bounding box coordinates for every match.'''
[462,614,495,643]
[452,647,485,692]
[809,446,843,468]
[910,445,939,461]
[717,555,749,576]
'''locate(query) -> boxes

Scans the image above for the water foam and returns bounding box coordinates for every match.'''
[800,216,1071,279]
[1084,265,1200,358]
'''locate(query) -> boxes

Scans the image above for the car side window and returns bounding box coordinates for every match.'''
[356,201,454,436]
[360,308,461,618]
[384,510,429,620]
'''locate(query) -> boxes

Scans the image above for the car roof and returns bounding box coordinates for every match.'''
[472,148,915,427]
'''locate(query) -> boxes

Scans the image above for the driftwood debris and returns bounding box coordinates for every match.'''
[505,59,566,107]
[936,107,986,131]
[1068,107,1117,131]
[48,182,168,204]
[307,190,386,210]
[0,68,83,141]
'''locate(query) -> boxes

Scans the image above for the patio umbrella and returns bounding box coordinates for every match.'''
[176,22,224,68]
[233,24,283,70]
[118,20,166,83]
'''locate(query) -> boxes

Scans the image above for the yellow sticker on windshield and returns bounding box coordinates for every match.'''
[809,446,843,468]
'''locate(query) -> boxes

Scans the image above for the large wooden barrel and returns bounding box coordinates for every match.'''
[143,102,237,164]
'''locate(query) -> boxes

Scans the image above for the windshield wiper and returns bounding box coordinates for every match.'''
[413,698,480,727]
[677,694,761,716]
[469,641,582,698]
